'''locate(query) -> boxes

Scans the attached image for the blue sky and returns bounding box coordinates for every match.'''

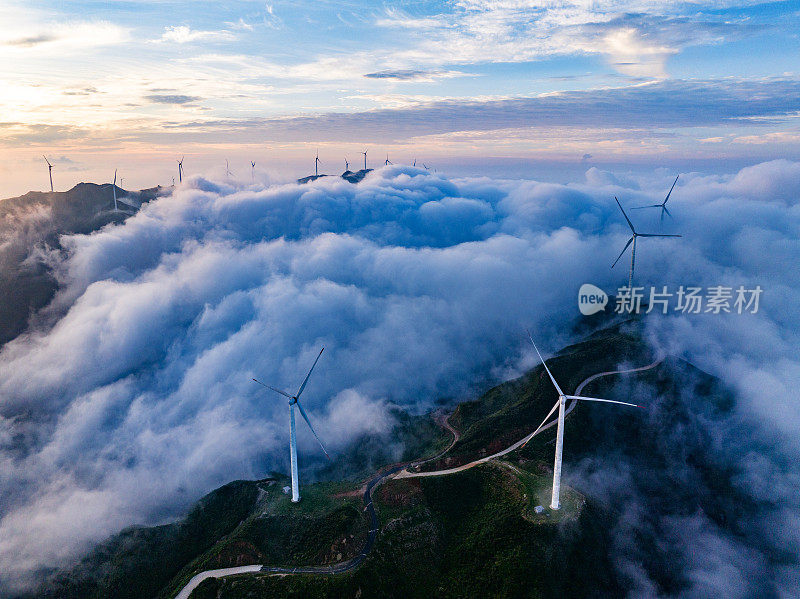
[0,0,799,194]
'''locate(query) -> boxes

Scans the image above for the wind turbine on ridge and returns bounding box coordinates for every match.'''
[523,335,642,510]
[315,150,320,177]
[43,156,54,192]
[632,175,679,222]
[112,169,118,211]
[612,197,680,288]
[177,157,184,184]
[344,157,350,172]
[362,150,368,170]
[253,348,330,503]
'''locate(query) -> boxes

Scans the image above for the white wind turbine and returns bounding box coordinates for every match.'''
[315,150,320,176]
[524,335,642,510]
[384,154,392,166]
[225,159,233,178]
[251,161,256,182]
[362,150,368,170]
[112,169,119,211]
[253,348,330,503]
[612,197,680,288]
[43,155,54,191]
[177,156,184,183]
[632,175,679,223]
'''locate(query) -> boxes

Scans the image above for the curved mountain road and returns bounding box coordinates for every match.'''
[174,357,661,598]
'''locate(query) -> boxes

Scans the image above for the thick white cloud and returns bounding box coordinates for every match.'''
[0,162,798,594]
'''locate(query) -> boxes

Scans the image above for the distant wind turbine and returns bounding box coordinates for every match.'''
[524,335,643,510]
[612,197,681,288]
[177,157,184,184]
[315,150,320,177]
[43,156,53,192]
[412,158,417,167]
[225,159,233,178]
[251,161,256,182]
[362,150,368,170]
[253,349,330,503]
[112,169,118,211]
[344,157,350,172]
[632,175,679,222]
[384,154,392,166]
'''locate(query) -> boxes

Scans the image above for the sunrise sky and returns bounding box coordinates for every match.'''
[1,0,799,196]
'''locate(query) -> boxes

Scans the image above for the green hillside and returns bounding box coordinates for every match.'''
[30,319,741,599]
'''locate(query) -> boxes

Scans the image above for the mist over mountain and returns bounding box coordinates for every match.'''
[0,183,165,345]
[0,162,797,596]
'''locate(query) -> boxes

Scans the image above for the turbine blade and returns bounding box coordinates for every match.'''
[521,399,561,449]
[252,379,293,399]
[615,197,636,234]
[631,204,663,209]
[611,237,634,268]
[296,347,324,399]
[296,399,330,458]
[663,205,672,219]
[565,395,643,409]
[636,233,681,238]
[526,333,564,396]
[663,175,679,205]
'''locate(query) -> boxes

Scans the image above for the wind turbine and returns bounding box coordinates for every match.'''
[225,159,233,178]
[251,161,256,182]
[43,156,53,191]
[612,197,681,288]
[362,150,368,170]
[177,157,184,183]
[632,175,679,222]
[384,154,392,166]
[412,158,416,167]
[344,157,350,172]
[315,150,320,177]
[524,335,642,510]
[112,169,118,211]
[252,348,329,503]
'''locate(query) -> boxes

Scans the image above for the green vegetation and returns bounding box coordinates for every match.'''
[200,464,619,599]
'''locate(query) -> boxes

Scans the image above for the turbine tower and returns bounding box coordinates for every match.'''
[112,169,118,211]
[632,175,679,222]
[253,348,329,503]
[524,336,642,510]
[344,157,349,172]
[362,150,367,170]
[315,150,320,177]
[177,157,184,184]
[612,197,680,288]
[43,156,53,192]
[251,161,256,182]
[225,159,233,178]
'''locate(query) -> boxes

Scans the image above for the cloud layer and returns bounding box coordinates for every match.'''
[0,162,798,595]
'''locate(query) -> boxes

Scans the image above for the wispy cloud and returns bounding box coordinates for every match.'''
[364,69,466,82]
[144,94,201,105]
[156,25,236,44]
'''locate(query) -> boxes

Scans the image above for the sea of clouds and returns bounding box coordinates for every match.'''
[0,161,798,595]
